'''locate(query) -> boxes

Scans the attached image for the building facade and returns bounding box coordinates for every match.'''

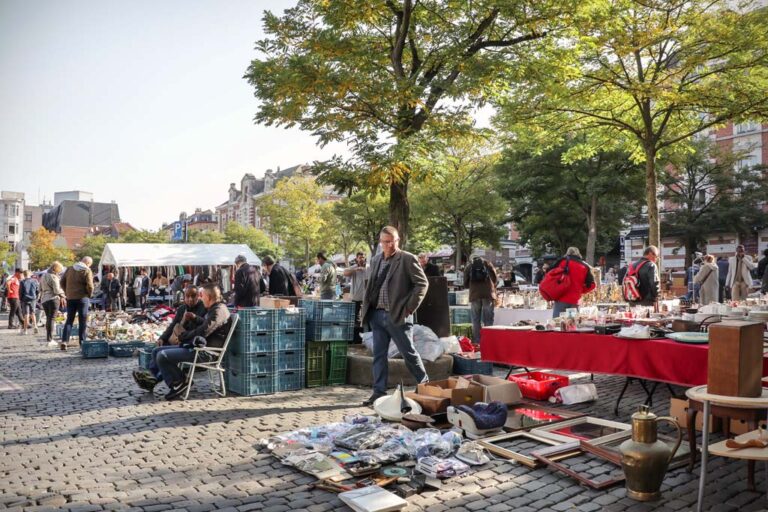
[42,197,122,250]
[162,208,218,240]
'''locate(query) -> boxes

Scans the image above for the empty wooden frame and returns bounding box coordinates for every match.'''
[504,403,586,432]
[478,432,579,468]
[532,441,625,489]
[531,416,631,444]
[582,431,691,470]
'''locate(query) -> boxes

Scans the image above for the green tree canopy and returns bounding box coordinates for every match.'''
[660,140,768,266]
[117,229,168,244]
[75,234,109,267]
[28,228,74,270]
[495,142,645,261]
[246,0,574,246]
[495,0,768,251]
[331,191,389,254]
[187,229,225,244]
[222,222,279,261]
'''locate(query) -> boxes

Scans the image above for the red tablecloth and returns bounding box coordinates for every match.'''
[480,328,768,387]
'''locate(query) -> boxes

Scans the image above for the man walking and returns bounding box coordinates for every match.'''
[6,269,24,330]
[629,246,661,307]
[316,252,337,300]
[233,254,260,307]
[60,256,94,350]
[726,244,756,301]
[19,270,40,335]
[343,252,369,342]
[361,226,429,406]
[262,255,296,297]
[463,255,498,344]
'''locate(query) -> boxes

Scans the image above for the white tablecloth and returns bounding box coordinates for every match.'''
[493,308,553,325]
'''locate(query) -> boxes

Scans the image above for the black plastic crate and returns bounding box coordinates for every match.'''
[305,321,354,342]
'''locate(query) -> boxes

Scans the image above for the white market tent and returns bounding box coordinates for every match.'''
[99,243,261,271]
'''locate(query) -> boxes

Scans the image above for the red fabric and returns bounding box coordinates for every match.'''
[481,328,768,387]
[552,258,595,305]
[6,276,20,299]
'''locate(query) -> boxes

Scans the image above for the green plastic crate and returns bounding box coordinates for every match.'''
[327,341,348,385]
[451,323,473,338]
[305,341,328,387]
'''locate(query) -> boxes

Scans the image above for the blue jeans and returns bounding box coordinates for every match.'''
[470,299,495,344]
[62,298,90,342]
[156,347,196,388]
[148,345,179,379]
[552,301,578,319]
[369,309,427,395]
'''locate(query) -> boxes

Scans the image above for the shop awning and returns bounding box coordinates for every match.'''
[99,243,261,269]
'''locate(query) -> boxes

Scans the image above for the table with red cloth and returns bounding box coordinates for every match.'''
[480,327,768,387]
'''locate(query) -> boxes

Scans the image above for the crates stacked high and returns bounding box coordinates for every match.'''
[299,299,354,387]
[226,308,278,396]
[275,308,306,391]
[299,300,356,342]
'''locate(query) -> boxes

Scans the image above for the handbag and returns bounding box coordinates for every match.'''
[539,258,571,301]
[287,268,303,297]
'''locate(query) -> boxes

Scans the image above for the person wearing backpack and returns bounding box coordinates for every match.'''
[19,270,40,335]
[463,256,498,344]
[625,246,660,306]
[546,247,596,318]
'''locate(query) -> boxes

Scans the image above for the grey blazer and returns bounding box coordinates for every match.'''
[361,250,429,326]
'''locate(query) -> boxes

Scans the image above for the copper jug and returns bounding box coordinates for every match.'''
[619,405,682,501]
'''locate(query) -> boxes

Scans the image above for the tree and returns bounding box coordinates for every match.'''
[75,235,109,267]
[257,176,330,267]
[0,244,17,269]
[222,222,279,260]
[410,137,508,269]
[495,143,645,261]
[28,228,74,270]
[495,0,768,251]
[660,140,768,267]
[331,192,389,254]
[187,230,225,244]
[246,0,572,246]
[117,230,168,243]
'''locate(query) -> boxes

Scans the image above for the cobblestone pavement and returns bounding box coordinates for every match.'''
[1,318,766,512]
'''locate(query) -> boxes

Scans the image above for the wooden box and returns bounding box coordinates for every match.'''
[708,321,764,397]
[259,297,291,309]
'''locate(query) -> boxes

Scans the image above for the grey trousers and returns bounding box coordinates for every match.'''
[369,309,427,395]
[470,299,495,344]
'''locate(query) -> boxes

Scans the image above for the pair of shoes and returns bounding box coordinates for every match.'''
[165,381,189,401]
[362,392,387,407]
[132,370,159,392]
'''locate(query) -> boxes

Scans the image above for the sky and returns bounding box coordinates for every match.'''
[0,0,350,230]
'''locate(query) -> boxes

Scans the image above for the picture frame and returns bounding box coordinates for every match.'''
[478,431,580,468]
[582,431,691,470]
[504,403,586,432]
[532,441,626,489]
[531,416,631,444]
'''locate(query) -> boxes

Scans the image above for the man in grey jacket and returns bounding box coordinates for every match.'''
[361,226,429,406]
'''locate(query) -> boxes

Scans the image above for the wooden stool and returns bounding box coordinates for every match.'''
[687,398,766,491]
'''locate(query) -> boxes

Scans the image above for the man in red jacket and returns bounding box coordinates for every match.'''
[551,247,596,318]
[6,268,24,330]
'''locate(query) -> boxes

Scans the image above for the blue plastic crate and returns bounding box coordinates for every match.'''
[109,341,149,357]
[277,329,306,351]
[81,340,109,359]
[450,306,472,325]
[275,370,304,392]
[276,349,305,371]
[229,330,277,353]
[138,349,153,370]
[305,321,354,342]
[236,308,278,331]
[277,308,306,330]
[447,291,457,306]
[298,300,356,323]
[226,352,275,375]
[451,353,494,375]
[226,370,274,396]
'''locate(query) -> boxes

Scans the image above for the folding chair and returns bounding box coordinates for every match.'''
[180,313,239,400]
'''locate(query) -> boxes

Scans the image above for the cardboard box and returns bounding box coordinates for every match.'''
[466,374,522,405]
[669,397,719,433]
[730,418,767,436]
[260,297,291,309]
[405,392,450,415]
[417,377,483,407]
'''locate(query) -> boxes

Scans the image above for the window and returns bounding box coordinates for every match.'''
[8,224,16,235]
[24,212,32,222]
[735,121,760,134]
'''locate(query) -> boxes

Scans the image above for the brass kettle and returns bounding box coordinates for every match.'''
[620,405,682,501]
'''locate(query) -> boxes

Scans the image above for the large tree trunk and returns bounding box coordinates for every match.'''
[586,194,598,266]
[455,222,462,272]
[644,146,661,267]
[389,178,410,248]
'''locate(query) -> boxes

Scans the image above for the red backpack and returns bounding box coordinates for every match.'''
[622,260,648,302]
[539,258,571,301]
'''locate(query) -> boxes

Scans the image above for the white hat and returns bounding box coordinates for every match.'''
[373,385,423,422]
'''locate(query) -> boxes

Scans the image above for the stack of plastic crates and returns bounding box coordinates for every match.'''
[274,308,306,392]
[225,308,278,396]
[299,299,354,387]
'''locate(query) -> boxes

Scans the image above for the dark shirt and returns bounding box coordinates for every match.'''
[180,302,232,348]
[717,259,729,284]
[20,278,39,302]
[159,300,207,345]
[101,278,122,299]
[632,257,660,305]
[234,263,261,307]
[423,262,442,277]
[268,263,293,296]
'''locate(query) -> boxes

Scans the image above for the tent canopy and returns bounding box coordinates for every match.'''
[99,243,261,269]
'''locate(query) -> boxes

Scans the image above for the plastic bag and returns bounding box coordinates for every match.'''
[549,383,599,405]
[413,324,444,362]
[458,336,475,352]
[440,336,461,354]
[361,331,401,359]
